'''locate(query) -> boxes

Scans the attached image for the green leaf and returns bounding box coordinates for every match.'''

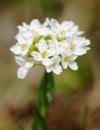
[37,71,54,117]
[32,110,50,130]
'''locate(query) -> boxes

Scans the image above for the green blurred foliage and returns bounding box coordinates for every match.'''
[54,55,93,95]
[39,0,63,17]
[1,0,63,19]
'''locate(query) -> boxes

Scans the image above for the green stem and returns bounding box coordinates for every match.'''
[32,71,54,130]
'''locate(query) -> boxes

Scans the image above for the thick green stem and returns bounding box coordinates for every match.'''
[32,71,54,130]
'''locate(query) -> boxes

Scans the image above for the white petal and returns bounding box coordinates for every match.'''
[61,21,67,28]
[46,66,52,73]
[62,61,68,69]
[70,55,78,60]
[30,19,41,28]
[15,35,25,43]
[42,58,52,66]
[77,31,83,35]
[10,43,22,54]
[72,25,79,32]
[83,39,91,46]
[86,39,91,45]
[17,67,29,79]
[74,48,87,55]
[17,25,26,32]
[43,18,50,26]
[17,23,29,32]
[53,64,62,75]
[50,19,59,30]
[31,52,42,61]
[51,56,61,64]
[24,62,33,68]
[69,61,78,70]
[22,31,32,38]
[37,39,48,52]
[85,47,91,51]
[40,28,50,36]
[15,56,25,66]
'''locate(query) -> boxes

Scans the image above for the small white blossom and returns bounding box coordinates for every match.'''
[18,22,29,33]
[31,38,52,66]
[10,18,91,79]
[28,19,51,37]
[15,56,34,79]
[46,56,62,75]
[61,54,78,70]
[10,34,33,56]
[17,22,32,39]
[66,37,91,56]
[49,19,83,37]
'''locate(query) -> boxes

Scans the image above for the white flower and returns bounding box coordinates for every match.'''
[17,22,32,39]
[66,37,91,56]
[61,54,78,70]
[31,38,52,66]
[10,18,91,79]
[18,22,29,33]
[49,18,83,37]
[29,19,41,36]
[29,19,51,36]
[17,19,50,39]
[46,56,62,75]
[10,34,33,56]
[48,37,68,56]
[15,56,34,79]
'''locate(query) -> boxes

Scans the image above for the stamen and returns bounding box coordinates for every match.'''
[41,51,47,58]
[32,29,37,35]
[70,43,76,51]
[65,56,70,62]
[59,29,66,35]
[21,43,28,50]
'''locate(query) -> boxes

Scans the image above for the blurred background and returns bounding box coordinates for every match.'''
[0,0,100,130]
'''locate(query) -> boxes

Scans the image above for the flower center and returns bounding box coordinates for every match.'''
[59,29,66,35]
[70,43,76,51]
[41,51,47,58]
[65,56,70,62]
[32,29,37,35]
[21,43,28,51]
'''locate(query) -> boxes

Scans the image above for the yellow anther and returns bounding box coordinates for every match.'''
[59,29,66,35]
[65,56,70,62]
[21,43,28,50]
[41,51,47,58]
[32,29,37,35]
[70,43,76,51]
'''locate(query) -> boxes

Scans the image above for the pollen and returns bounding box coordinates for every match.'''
[32,29,37,35]
[65,56,70,62]
[41,51,47,58]
[21,43,28,50]
[59,29,66,35]
[70,43,76,51]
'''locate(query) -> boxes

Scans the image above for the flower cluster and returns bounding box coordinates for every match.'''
[10,18,90,79]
